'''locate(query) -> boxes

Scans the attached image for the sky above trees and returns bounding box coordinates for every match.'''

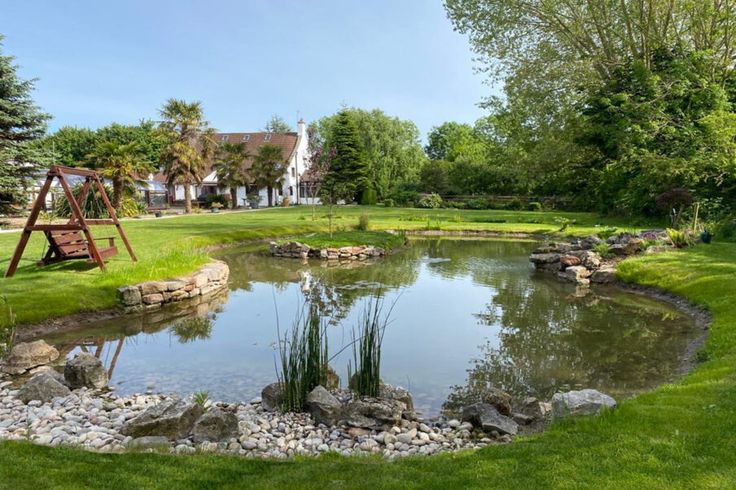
[2,0,491,138]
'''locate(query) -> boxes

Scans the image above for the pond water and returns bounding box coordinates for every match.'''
[43,239,700,416]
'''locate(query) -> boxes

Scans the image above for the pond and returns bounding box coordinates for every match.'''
[42,239,700,416]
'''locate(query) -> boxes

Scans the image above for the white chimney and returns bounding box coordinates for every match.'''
[297,118,306,136]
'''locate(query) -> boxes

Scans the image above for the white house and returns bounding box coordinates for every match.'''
[164,119,317,208]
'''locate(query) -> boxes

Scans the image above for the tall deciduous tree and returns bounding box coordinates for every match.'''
[250,144,288,207]
[0,35,50,214]
[214,142,249,209]
[87,140,151,213]
[158,99,215,214]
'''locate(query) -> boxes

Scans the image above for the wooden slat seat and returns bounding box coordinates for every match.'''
[39,230,118,266]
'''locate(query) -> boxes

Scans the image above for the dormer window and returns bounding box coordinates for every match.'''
[221,135,229,142]
[264,134,272,142]
[243,134,250,142]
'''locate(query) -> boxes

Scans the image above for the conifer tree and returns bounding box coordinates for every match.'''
[321,110,367,203]
[0,35,50,213]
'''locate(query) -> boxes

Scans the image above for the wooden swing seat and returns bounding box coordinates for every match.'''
[39,230,118,266]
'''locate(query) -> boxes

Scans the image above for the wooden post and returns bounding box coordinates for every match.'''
[93,174,137,262]
[5,173,54,277]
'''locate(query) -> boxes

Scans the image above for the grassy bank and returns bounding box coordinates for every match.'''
[0,242,734,488]
[0,206,634,328]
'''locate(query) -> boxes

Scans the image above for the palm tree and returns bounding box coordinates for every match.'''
[250,144,288,207]
[158,99,215,214]
[87,140,151,213]
[214,142,249,209]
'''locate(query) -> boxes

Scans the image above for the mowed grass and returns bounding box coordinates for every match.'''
[0,205,632,328]
[1,243,735,488]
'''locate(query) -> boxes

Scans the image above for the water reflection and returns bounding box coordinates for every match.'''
[40,239,698,415]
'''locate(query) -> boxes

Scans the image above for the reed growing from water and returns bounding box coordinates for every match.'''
[276,303,330,411]
[348,298,393,397]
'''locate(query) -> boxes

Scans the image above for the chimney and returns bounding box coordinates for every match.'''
[297,118,306,136]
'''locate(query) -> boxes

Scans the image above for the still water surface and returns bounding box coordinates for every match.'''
[45,239,698,415]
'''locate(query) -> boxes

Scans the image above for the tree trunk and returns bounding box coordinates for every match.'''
[230,187,238,209]
[112,177,123,214]
[184,184,192,214]
[267,186,273,207]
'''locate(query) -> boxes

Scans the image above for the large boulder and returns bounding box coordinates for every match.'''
[18,373,70,403]
[551,389,616,419]
[529,253,561,266]
[192,407,239,443]
[590,266,617,284]
[306,386,342,426]
[261,382,283,411]
[517,397,551,421]
[480,387,513,416]
[64,353,108,389]
[560,255,582,267]
[461,403,518,435]
[570,250,602,270]
[1,340,59,375]
[559,266,592,285]
[121,399,203,440]
[343,398,406,430]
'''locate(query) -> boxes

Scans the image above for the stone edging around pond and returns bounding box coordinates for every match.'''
[269,241,385,261]
[116,260,229,312]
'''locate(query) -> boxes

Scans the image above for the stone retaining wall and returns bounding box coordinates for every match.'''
[117,260,229,312]
[269,241,385,261]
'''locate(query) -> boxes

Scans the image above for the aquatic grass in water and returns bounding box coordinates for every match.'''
[276,303,330,412]
[348,297,394,397]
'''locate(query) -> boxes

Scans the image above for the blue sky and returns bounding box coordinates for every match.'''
[3,0,495,139]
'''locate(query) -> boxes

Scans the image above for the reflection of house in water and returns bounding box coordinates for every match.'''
[46,290,229,380]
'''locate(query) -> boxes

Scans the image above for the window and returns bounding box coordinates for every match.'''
[291,167,295,178]
[264,133,272,142]
[221,135,229,142]
[243,134,250,142]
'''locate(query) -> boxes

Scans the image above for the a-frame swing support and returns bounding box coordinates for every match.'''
[4,165,137,278]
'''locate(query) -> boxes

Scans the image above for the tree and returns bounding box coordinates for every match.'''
[419,160,452,195]
[250,144,288,207]
[214,142,249,209]
[0,35,50,214]
[311,108,425,198]
[157,99,215,214]
[86,140,151,213]
[319,110,367,203]
[264,115,293,133]
[425,122,487,162]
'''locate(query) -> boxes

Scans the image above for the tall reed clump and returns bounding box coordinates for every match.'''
[0,296,17,360]
[276,303,329,411]
[348,298,393,397]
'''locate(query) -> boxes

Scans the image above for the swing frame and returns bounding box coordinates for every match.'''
[4,165,137,278]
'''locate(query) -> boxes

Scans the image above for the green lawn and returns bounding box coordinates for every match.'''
[5,206,735,489]
[0,205,633,328]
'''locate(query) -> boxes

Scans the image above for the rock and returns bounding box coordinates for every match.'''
[142,293,164,305]
[512,413,533,425]
[571,250,602,269]
[139,281,168,295]
[121,399,203,440]
[117,286,142,306]
[343,398,406,430]
[590,266,617,284]
[559,266,592,285]
[261,382,283,411]
[1,340,59,375]
[192,407,239,442]
[18,373,70,403]
[518,397,549,420]
[461,403,518,435]
[551,389,616,419]
[128,436,170,450]
[379,384,414,412]
[480,387,512,416]
[64,353,108,389]
[529,253,561,265]
[560,255,582,267]
[306,386,342,426]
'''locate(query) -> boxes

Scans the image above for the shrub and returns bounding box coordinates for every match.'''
[505,198,524,210]
[527,201,543,212]
[348,298,392,398]
[389,189,419,207]
[713,218,736,242]
[277,304,329,412]
[666,228,694,248]
[596,226,618,240]
[360,186,377,205]
[555,217,576,232]
[594,242,613,258]
[466,198,490,210]
[193,391,210,410]
[53,183,145,218]
[357,213,370,231]
[205,193,229,207]
[382,198,395,208]
[0,297,17,361]
[417,193,443,209]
